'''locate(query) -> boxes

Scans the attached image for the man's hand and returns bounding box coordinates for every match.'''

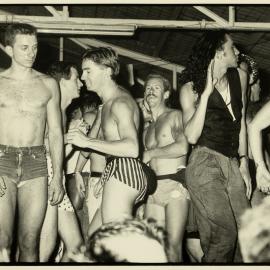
[0,176,6,197]
[143,149,154,164]
[74,172,86,198]
[256,165,270,194]
[204,59,218,97]
[48,177,65,206]
[67,128,90,148]
[239,159,252,199]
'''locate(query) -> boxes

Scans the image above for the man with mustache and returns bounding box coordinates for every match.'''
[143,74,189,262]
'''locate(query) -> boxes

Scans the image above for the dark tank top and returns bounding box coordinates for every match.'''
[197,68,243,157]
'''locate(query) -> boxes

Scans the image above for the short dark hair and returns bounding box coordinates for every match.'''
[4,23,37,47]
[80,91,102,114]
[47,61,78,83]
[82,47,120,80]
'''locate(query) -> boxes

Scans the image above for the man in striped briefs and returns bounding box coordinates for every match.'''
[67,47,147,229]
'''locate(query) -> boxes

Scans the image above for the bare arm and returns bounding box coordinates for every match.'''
[145,111,188,160]
[74,107,102,173]
[248,101,270,167]
[67,100,139,158]
[237,68,252,199]
[180,60,217,144]
[46,77,64,204]
[238,68,249,159]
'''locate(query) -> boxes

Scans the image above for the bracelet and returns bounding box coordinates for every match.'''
[239,155,248,160]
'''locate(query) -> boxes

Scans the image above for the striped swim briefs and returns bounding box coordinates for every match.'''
[94,157,147,204]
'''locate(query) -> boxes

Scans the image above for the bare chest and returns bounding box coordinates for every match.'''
[0,80,50,111]
[101,103,118,139]
[145,117,173,149]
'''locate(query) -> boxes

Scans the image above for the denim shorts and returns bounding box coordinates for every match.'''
[0,144,48,187]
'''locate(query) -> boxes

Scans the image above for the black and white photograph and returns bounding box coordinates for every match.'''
[0,1,269,265]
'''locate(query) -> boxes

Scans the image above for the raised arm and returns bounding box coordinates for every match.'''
[180,60,216,145]
[46,77,64,205]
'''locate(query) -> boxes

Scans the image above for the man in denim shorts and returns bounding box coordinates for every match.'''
[142,74,190,262]
[179,31,251,262]
[0,23,64,262]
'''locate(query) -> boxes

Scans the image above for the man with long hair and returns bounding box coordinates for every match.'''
[179,31,251,262]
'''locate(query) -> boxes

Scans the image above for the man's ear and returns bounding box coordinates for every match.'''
[5,46,13,58]
[105,66,113,78]
[59,77,66,88]
[215,49,224,60]
[164,90,170,100]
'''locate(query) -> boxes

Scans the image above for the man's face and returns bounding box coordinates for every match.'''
[81,59,108,93]
[144,78,168,109]
[221,34,239,68]
[64,67,83,99]
[9,34,38,68]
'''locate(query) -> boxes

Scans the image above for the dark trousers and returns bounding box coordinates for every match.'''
[186,146,250,262]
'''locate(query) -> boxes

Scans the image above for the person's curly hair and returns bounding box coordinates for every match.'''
[86,218,168,262]
[179,31,228,96]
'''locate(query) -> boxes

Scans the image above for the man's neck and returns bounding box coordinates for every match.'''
[9,64,34,80]
[213,61,228,84]
[150,104,167,122]
[99,80,119,103]
[61,94,72,112]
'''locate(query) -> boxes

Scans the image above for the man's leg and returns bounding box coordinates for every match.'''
[227,159,251,262]
[186,148,238,262]
[0,176,17,260]
[39,204,58,262]
[101,176,139,223]
[166,197,189,262]
[88,208,102,237]
[58,209,83,262]
[17,177,48,262]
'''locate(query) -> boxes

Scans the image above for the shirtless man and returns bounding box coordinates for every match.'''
[142,74,189,262]
[67,47,147,226]
[0,23,64,262]
[40,61,83,262]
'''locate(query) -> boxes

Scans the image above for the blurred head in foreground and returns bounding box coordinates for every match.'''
[239,196,270,262]
[69,218,168,263]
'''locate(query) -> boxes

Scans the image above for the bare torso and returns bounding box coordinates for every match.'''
[0,70,52,147]
[101,92,140,143]
[144,109,186,175]
[84,111,106,172]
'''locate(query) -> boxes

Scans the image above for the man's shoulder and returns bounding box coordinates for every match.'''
[112,93,136,107]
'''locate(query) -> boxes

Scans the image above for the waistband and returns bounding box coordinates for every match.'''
[106,156,138,165]
[156,167,186,181]
[0,144,46,155]
[194,145,238,160]
[91,171,103,178]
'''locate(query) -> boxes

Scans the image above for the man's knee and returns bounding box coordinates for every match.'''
[0,233,13,250]
[19,231,39,253]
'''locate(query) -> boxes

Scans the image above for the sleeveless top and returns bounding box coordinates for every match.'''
[197,68,243,157]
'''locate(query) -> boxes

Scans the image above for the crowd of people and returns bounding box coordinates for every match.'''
[0,22,270,263]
